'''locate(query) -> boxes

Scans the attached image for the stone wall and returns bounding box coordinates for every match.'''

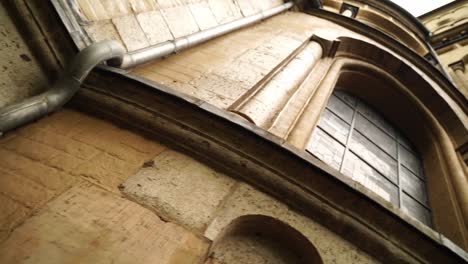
[0,0,73,107]
[0,108,379,264]
[57,0,284,51]
[0,109,166,243]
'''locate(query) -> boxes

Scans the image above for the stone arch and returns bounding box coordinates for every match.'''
[206,214,323,264]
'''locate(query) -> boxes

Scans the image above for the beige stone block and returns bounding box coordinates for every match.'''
[3,136,59,162]
[157,0,183,9]
[0,168,55,209]
[72,127,152,165]
[208,0,243,24]
[128,0,157,13]
[20,109,103,138]
[113,15,149,51]
[19,127,101,160]
[83,21,124,47]
[98,128,167,156]
[213,60,268,89]
[0,194,30,243]
[121,150,236,232]
[101,0,132,18]
[77,0,109,21]
[155,60,205,79]
[189,2,218,30]
[166,81,235,109]
[253,0,284,11]
[45,152,84,173]
[133,68,179,86]
[22,109,88,137]
[189,74,248,100]
[152,65,194,83]
[256,34,304,59]
[72,152,134,190]
[0,149,75,192]
[205,183,379,264]
[136,10,173,45]
[237,47,283,71]
[0,182,209,264]
[161,5,200,38]
[236,0,259,16]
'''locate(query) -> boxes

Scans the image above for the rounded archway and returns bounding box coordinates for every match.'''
[206,215,323,264]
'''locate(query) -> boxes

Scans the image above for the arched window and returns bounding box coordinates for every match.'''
[307,90,432,226]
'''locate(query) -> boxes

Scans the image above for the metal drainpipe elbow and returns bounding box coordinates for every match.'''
[0,40,126,135]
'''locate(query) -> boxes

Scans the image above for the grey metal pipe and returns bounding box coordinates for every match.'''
[0,40,125,135]
[110,2,294,69]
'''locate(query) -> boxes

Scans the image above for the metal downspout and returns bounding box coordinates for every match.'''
[0,40,125,135]
[110,2,295,69]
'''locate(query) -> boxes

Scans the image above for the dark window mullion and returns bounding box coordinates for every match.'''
[347,148,399,188]
[315,126,346,148]
[356,108,397,141]
[325,106,352,126]
[352,129,397,163]
[401,163,426,182]
[402,190,431,210]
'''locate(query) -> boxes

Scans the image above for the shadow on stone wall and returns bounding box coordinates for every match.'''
[207,214,323,264]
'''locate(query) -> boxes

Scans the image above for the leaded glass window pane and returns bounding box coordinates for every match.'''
[307,90,432,227]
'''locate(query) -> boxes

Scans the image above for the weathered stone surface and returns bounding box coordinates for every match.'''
[161,5,199,38]
[76,0,108,21]
[128,0,157,13]
[0,4,48,108]
[136,10,173,45]
[0,109,167,242]
[132,13,312,109]
[189,2,218,30]
[112,15,149,51]
[208,0,243,24]
[205,183,380,264]
[84,21,124,47]
[236,0,259,16]
[190,74,249,101]
[121,150,237,233]
[253,0,284,11]
[0,182,210,264]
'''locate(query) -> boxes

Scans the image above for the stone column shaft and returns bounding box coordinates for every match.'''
[286,60,343,149]
[231,41,323,129]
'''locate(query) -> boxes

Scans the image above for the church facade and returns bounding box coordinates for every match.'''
[0,0,466,263]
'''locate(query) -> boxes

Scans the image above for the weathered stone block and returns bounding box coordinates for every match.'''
[0,182,210,264]
[112,15,149,51]
[161,5,199,38]
[189,2,218,30]
[136,10,173,45]
[83,21,124,47]
[121,150,236,233]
